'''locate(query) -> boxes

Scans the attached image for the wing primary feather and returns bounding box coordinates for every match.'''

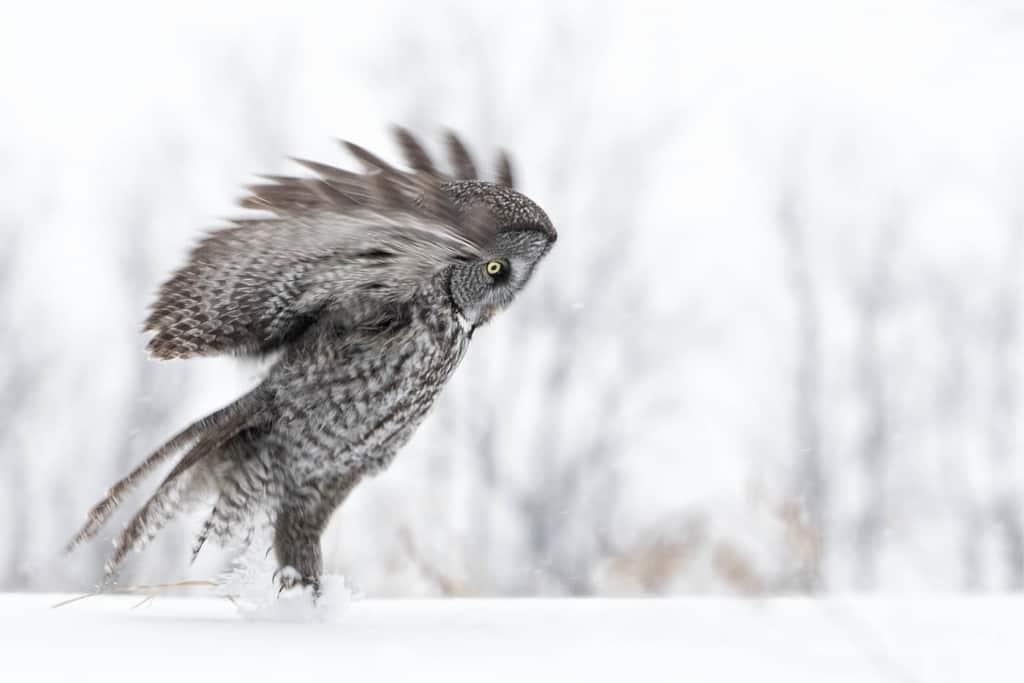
[289,157,359,183]
[496,150,515,188]
[408,174,455,223]
[372,172,411,211]
[342,140,399,175]
[445,131,478,180]
[240,182,319,213]
[238,195,270,211]
[302,178,358,208]
[392,126,436,175]
[256,174,300,183]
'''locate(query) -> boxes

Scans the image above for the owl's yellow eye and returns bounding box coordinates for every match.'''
[485,260,504,276]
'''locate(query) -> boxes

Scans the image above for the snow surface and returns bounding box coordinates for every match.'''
[213,547,354,623]
[2,593,1021,682]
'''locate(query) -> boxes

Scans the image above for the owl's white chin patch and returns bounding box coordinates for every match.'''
[456,311,474,334]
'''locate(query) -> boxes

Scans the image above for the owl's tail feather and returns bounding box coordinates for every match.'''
[103,425,240,575]
[65,391,262,558]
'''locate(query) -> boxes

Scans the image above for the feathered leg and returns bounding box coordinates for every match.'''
[273,471,360,595]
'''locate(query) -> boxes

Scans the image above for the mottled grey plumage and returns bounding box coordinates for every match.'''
[67,127,556,593]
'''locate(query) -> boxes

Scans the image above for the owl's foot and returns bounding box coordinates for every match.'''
[274,565,321,599]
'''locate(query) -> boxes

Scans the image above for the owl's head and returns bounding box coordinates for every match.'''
[444,181,556,328]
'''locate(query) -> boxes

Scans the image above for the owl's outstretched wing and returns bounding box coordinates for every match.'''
[145,128,515,360]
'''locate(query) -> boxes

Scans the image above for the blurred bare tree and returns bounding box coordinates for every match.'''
[848,200,903,589]
[988,206,1024,588]
[777,172,826,591]
[0,227,34,588]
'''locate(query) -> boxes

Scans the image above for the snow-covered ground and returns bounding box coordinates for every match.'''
[2,593,1020,682]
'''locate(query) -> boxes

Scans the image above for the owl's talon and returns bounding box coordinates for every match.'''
[275,565,302,595]
[274,565,321,600]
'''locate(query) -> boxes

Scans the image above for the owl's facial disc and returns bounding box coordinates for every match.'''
[449,229,553,329]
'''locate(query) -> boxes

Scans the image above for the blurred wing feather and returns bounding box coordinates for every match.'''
[495,150,515,189]
[145,129,501,360]
[445,130,478,180]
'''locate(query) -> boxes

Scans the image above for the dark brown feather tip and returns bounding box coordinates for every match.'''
[342,140,398,175]
[392,126,436,175]
[289,158,358,183]
[495,151,515,188]
[445,131,478,180]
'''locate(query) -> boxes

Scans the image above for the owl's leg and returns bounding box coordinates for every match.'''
[273,508,323,595]
[273,472,359,598]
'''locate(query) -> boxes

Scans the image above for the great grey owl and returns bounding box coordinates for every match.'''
[67,127,556,594]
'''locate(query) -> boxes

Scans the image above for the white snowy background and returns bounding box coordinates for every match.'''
[3,0,1024,601]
